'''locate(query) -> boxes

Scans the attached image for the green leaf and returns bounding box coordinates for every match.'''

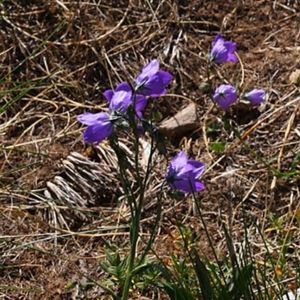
[151,108,163,123]
[207,121,221,134]
[210,141,226,153]
[159,282,195,300]
[192,250,214,300]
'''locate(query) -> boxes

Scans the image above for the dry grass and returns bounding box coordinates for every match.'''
[0,0,299,298]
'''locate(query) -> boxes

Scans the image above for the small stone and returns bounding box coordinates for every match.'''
[158,103,199,138]
[289,69,300,85]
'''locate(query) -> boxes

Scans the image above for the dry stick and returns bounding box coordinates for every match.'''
[1,37,86,169]
[276,196,300,272]
[202,104,215,160]
[55,0,69,11]
[53,1,130,46]
[103,51,123,83]
[232,178,259,222]
[0,20,65,82]
[271,102,299,189]
[235,51,245,89]
[106,26,153,56]
[145,0,161,30]
[276,101,299,170]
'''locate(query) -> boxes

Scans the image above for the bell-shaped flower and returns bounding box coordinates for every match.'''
[103,82,147,118]
[77,112,113,144]
[103,82,132,104]
[135,59,173,97]
[210,34,237,64]
[244,89,265,105]
[77,89,145,144]
[213,84,237,110]
[166,151,205,193]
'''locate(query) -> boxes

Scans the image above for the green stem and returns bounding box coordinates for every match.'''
[121,96,162,299]
[190,185,226,285]
[121,95,144,299]
[139,180,165,263]
[121,210,140,300]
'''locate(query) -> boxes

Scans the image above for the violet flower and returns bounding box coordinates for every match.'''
[103,82,132,103]
[78,89,146,144]
[213,84,237,110]
[135,59,173,97]
[103,82,147,118]
[166,151,205,193]
[210,34,237,64]
[244,89,265,105]
[77,111,113,144]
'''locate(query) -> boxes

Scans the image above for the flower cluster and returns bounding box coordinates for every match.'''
[77,59,206,194]
[77,35,266,194]
[77,60,172,144]
[209,35,266,110]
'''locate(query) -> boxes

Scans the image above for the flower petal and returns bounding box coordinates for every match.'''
[245,89,265,105]
[103,89,114,102]
[212,34,224,47]
[139,75,165,96]
[170,151,188,171]
[223,41,236,53]
[194,180,205,192]
[172,179,193,193]
[188,160,205,177]
[166,151,205,193]
[77,112,110,126]
[109,90,132,112]
[157,70,173,85]
[136,59,160,84]
[135,60,172,97]
[116,82,132,92]
[134,95,147,118]
[103,82,132,103]
[83,121,113,144]
[172,178,204,193]
[224,41,237,62]
[210,35,237,64]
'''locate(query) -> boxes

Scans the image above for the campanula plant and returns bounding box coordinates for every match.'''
[77,59,177,299]
[77,35,282,300]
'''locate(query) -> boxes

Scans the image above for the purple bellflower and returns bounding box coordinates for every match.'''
[77,111,113,144]
[210,34,237,64]
[103,82,147,118]
[103,82,132,102]
[166,151,205,193]
[77,88,147,144]
[213,84,237,110]
[135,59,173,97]
[244,89,265,105]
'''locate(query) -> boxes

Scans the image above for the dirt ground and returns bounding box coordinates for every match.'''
[0,0,300,299]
